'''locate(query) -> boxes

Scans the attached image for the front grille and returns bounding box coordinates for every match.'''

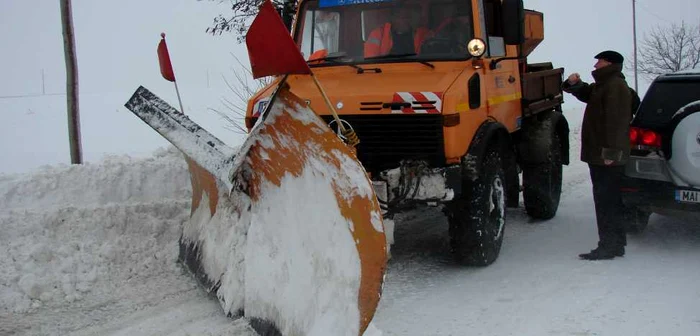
[320,114,445,174]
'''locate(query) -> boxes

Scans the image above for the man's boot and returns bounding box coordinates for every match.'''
[614,245,625,257]
[578,247,616,260]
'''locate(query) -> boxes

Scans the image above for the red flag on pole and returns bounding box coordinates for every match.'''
[156,32,185,114]
[157,33,176,82]
[245,0,311,79]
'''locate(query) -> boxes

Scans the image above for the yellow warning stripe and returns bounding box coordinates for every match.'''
[455,103,470,112]
[487,92,522,106]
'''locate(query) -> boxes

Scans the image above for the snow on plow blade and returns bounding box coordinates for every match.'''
[124,85,387,335]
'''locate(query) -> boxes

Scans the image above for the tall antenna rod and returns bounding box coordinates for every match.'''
[633,0,639,92]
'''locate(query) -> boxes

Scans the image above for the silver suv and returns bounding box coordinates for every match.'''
[621,70,700,232]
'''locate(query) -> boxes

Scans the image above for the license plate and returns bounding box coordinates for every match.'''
[676,190,700,204]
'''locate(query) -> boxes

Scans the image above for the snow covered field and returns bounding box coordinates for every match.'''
[0,89,246,176]
[2,123,700,336]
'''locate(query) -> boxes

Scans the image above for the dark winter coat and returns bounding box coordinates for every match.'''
[562,64,632,166]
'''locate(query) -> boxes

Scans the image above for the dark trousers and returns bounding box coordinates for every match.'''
[589,164,627,249]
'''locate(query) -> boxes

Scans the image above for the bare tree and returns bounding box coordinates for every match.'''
[60,0,82,164]
[209,54,272,134]
[199,0,290,133]
[200,0,299,41]
[633,21,700,79]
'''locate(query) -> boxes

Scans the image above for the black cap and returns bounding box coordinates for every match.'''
[595,50,624,64]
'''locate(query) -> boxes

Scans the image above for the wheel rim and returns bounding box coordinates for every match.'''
[489,175,506,240]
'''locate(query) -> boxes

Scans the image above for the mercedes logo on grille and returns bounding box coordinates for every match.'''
[327,119,354,140]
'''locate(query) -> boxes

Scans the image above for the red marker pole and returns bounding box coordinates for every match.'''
[157,33,185,114]
[173,71,185,114]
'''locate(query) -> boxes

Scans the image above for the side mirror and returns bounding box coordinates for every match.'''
[502,0,525,45]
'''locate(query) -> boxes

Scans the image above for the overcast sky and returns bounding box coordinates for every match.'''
[1,0,698,173]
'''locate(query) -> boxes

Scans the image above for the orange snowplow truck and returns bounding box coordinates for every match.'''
[246,0,569,266]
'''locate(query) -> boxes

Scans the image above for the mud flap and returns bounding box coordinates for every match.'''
[125,86,387,336]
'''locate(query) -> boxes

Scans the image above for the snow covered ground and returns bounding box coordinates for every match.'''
[2,122,700,336]
[0,89,247,176]
[0,147,258,335]
[373,174,700,335]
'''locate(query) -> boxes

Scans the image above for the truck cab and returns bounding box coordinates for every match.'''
[246,0,569,266]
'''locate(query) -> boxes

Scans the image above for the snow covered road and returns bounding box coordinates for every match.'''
[373,176,700,336]
[2,136,700,335]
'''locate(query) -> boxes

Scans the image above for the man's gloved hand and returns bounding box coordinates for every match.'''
[567,73,581,85]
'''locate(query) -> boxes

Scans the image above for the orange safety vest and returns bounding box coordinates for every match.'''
[432,18,454,36]
[364,23,430,57]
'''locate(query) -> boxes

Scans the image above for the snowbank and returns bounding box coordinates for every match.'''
[0,146,191,210]
[1,140,386,335]
[0,146,192,314]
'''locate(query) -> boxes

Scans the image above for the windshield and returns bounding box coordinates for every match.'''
[636,80,700,126]
[297,0,475,65]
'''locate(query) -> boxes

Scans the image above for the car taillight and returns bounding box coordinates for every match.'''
[641,130,661,147]
[629,127,640,144]
[630,127,662,148]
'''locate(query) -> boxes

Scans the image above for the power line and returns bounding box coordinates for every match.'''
[0,93,66,100]
[635,0,673,24]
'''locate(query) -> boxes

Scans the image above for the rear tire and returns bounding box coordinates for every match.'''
[625,207,651,234]
[523,132,563,220]
[447,146,506,266]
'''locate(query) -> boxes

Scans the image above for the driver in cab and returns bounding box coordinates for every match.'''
[420,2,473,54]
[364,2,473,58]
[432,3,472,41]
[363,3,430,58]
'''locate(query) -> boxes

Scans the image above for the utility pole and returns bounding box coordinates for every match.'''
[632,0,639,92]
[60,0,83,164]
[41,69,46,95]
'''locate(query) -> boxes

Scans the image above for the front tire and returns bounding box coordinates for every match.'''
[447,146,506,266]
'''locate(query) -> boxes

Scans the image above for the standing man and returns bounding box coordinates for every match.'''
[563,50,632,260]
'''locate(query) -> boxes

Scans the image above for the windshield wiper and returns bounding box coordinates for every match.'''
[418,61,435,69]
[364,53,435,69]
[364,53,418,60]
[309,56,380,74]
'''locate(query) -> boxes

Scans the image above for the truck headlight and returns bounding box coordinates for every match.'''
[467,38,486,58]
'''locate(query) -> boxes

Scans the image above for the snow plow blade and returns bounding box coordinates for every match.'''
[124,85,387,335]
